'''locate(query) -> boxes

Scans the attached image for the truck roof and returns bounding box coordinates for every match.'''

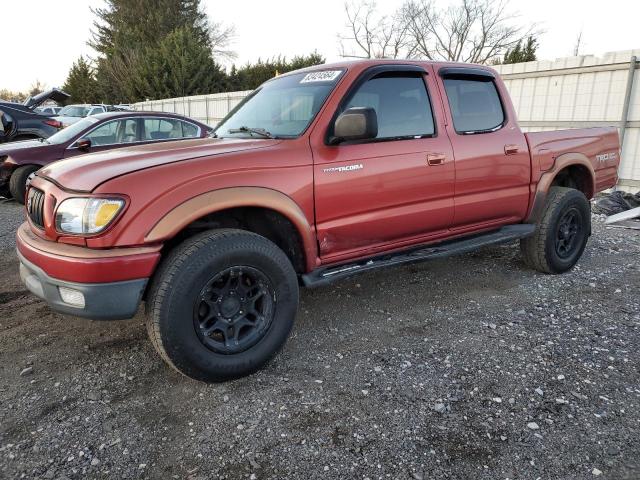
[290,58,497,75]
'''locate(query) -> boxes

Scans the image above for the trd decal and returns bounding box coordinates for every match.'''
[595,152,618,163]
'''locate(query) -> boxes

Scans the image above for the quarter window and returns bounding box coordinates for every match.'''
[342,73,435,140]
[443,77,504,134]
[143,118,198,140]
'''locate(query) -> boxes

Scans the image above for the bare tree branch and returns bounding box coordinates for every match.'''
[208,21,237,61]
[340,0,536,65]
[338,1,412,59]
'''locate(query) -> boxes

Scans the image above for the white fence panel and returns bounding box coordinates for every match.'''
[133,91,252,127]
[494,50,640,190]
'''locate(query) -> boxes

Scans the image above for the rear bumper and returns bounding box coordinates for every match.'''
[18,252,146,320]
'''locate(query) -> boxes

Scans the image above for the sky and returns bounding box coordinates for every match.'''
[1,0,639,92]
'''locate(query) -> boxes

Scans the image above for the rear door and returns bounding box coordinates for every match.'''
[310,65,455,261]
[436,67,530,229]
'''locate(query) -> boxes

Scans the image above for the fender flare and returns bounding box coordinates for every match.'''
[526,152,596,223]
[145,187,318,271]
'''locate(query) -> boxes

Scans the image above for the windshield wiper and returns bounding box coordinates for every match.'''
[227,126,273,138]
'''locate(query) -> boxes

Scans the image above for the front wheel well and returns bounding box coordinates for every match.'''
[550,165,594,198]
[160,207,307,274]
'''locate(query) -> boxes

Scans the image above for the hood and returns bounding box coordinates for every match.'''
[39,137,281,192]
[0,139,56,160]
[23,88,70,110]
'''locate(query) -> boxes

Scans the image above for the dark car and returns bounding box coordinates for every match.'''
[0,88,70,143]
[0,111,212,202]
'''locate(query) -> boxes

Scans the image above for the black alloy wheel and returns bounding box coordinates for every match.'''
[555,208,582,259]
[194,266,275,354]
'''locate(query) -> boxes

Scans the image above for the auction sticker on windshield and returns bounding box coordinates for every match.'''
[300,71,342,83]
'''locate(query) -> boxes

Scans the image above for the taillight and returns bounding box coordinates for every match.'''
[43,119,63,129]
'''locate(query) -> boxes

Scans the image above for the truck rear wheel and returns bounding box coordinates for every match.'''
[146,229,299,382]
[520,186,591,274]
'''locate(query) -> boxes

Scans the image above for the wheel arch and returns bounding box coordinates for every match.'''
[145,187,318,273]
[526,153,596,223]
[541,153,596,199]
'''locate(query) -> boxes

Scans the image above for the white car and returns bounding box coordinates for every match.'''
[35,106,62,116]
[53,104,108,127]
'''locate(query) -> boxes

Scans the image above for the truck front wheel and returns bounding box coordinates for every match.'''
[520,186,591,274]
[146,229,299,382]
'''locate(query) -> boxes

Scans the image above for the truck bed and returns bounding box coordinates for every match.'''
[525,127,620,193]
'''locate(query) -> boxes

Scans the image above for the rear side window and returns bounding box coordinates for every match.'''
[443,77,504,134]
[344,73,435,140]
[181,121,199,138]
[143,118,189,140]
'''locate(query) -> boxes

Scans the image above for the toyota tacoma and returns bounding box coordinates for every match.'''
[16,60,621,382]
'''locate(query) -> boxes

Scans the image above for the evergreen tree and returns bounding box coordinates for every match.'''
[62,57,100,103]
[89,0,216,102]
[135,27,227,99]
[228,53,325,91]
[502,37,538,64]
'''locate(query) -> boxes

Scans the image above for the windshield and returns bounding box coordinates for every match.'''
[59,106,91,117]
[214,70,345,138]
[45,117,100,144]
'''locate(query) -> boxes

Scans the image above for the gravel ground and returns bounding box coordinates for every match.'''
[0,199,639,480]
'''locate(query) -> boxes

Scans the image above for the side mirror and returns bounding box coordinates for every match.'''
[76,138,91,151]
[330,107,378,144]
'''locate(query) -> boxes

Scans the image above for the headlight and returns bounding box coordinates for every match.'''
[55,197,125,235]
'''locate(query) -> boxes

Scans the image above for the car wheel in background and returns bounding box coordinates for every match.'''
[9,165,40,204]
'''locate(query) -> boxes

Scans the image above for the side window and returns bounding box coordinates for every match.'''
[181,121,199,138]
[343,73,435,139]
[443,77,504,134]
[143,118,184,140]
[84,120,119,146]
[118,119,139,143]
[84,119,139,146]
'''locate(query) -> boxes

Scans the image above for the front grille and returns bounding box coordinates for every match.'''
[27,187,46,229]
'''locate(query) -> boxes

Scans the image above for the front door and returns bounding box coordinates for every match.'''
[310,66,455,262]
[63,118,141,158]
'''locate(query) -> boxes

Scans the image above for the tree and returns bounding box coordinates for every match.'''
[340,0,536,64]
[89,0,234,102]
[62,57,100,103]
[90,0,212,55]
[135,26,227,99]
[28,80,47,97]
[339,1,411,59]
[228,53,326,91]
[501,36,537,64]
[0,89,27,102]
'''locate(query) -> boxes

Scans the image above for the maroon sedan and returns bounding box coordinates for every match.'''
[0,111,212,203]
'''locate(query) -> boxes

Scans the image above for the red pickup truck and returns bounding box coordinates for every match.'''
[16,60,620,382]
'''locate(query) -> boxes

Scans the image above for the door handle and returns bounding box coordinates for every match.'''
[427,153,446,166]
[504,144,519,155]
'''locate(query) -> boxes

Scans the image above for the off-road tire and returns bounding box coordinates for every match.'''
[146,229,299,382]
[9,165,39,204]
[520,187,591,274]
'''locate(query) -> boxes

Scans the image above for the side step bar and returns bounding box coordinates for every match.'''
[301,224,536,288]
